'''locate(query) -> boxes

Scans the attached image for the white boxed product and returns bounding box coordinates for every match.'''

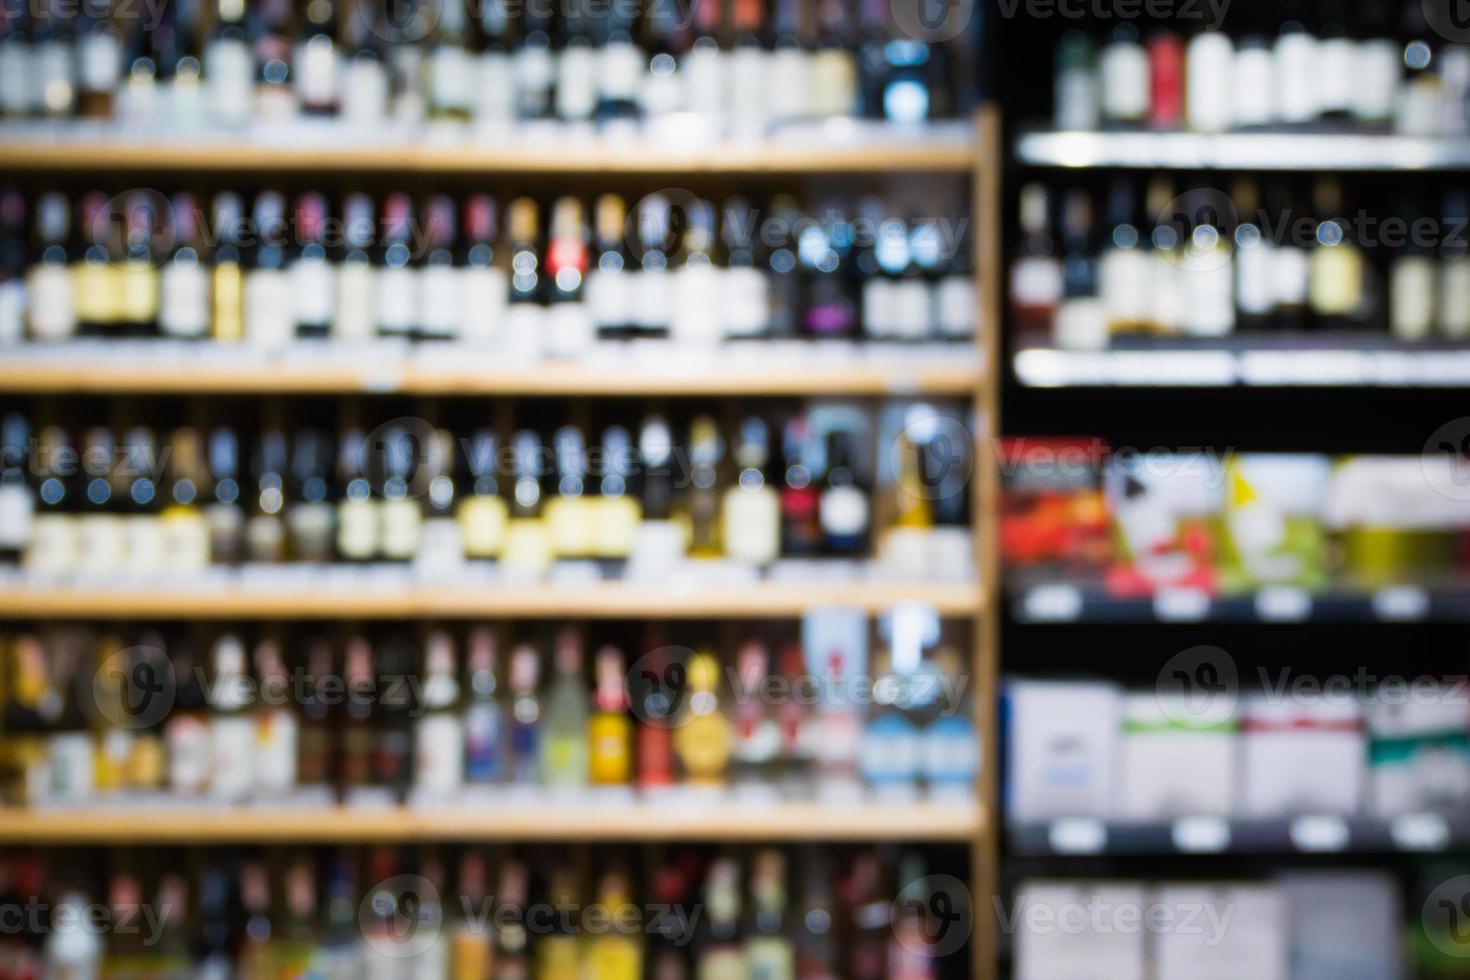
[1151,883,1286,980]
[1365,686,1470,817]
[1013,881,1146,980]
[1279,873,1403,980]
[1118,693,1237,819]
[1007,681,1120,821]
[1239,695,1365,817]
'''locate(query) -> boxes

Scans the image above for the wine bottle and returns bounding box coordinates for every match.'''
[547,424,593,558]
[745,850,795,980]
[1184,26,1232,133]
[1268,181,1310,331]
[1053,32,1097,131]
[461,193,507,345]
[339,634,376,792]
[595,424,641,559]
[419,194,464,342]
[33,0,75,117]
[672,651,730,784]
[165,638,210,797]
[244,191,293,350]
[1307,177,1363,331]
[1272,0,1318,126]
[160,427,211,573]
[768,0,809,128]
[426,0,472,121]
[376,192,419,341]
[1231,29,1274,129]
[289,192,335,340]
[588,194,634,342]
[686,414,725,558]
[463,627,505,784]
[77,426,124,576]
[508,643,541,785]
[253,638,298,797]
[294,0,339,114]
[76,0,121,119]
[722,416,780,565]
[26,424,79,575]
[0,3,36,119]
[204,0,253,125]
[546,196,592,357]
[285,428,335,561]
[506,196,545,359]
[542,628,589,787]
[720,196,770,341]
[158,192,210,340]
[780,417,821,556]
[1146,29,1183,128]
[588,645,632,786]
[26,192,75,342]
[208,634,255,800]
[458,428,507,559]
[1178,187,1234,338]
[115,192,160,337]
[379,422,424,561]
[333,192,378,342]
[671,198,721,347]
[1316,0,1354,125]
[295,636,336,794]
[204,427,245,564]
[1099,23,1147,126]
[375,634,416,798]
[819,429,869,555]
[73,192,119,338]
[210,192,246,342]
[555,0,598,123]
[634,194,673,340]
[698,858,745,976]
[415,629,465,797]
[0,413,32,563]
[503,428,551,575]
[1232,178,1275,332]
[1009,184,1061,338]
[340,0,387,126]
[808,0,857,119]
[245,428,288,562]
[1145,177,1184,336]
[1441,191,1470,340]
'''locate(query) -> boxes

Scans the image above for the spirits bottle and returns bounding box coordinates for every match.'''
[461,193,507,345]
[159,192,211,340]
[673,651,731,785]
[416,629,465,798]
[289,192,335,340]
[1147,29,1183,128]
[285,428,335,562]
[508,643,541,785]
[634,194,673,339]
[244,429,288,563]
[542,628,589,787]
[745,850,795,980]
[588,645,632,786]
[686,414,725,558]
[920,646,976,797]
[294,0,338,114]
[729,640,781,790]
[1009,184,1061,337]
[160,427,212,573]
[1053,31,1097,130]
[253,637,298,798]
[818,430,869,556]
[722,417,780,565]
[463,627,505,784]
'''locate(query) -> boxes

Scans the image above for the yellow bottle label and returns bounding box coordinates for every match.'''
[126,733,166,790]
[117,260,159,323]
[595,496,641,558]
[459,496,509,558]
[73,260,119,325]
[674,712,731,784]
[1309,245,1363,316]
[584,935,642,980]
[95,728,133,793]
[545,496,595,558]
[160,508,211,572]
[503,519,552,575]
[451,927,493,980]
[534,935,581,980]
[213,262,244,341]
[588,713,632,785]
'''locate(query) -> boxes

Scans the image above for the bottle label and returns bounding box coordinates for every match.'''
[78,514,127,574]
[416,714,466,793]
[506,304,545,361]
[1352,41,1399,123]
[862,277,896,338]
[670,264,721,345]
[333,261,377,341]
[1010,257,1062,309]
[459,496,508,557]
[726,47,768,137]
[859,716,921,784]
[1440,260,1470,337]
[0,483,33,549]
[1099,248,1149,330]
[807,48,857,118]
[342,57,388,125]
[1273,33,1319,124]
[587,267,631,330]
[291,255,336,331]
[380,497,423,560]
[1235,242,1276,316]
[464,704,503,781]
[461,266,508,343]
[79,30,122,93]
[420,264,463,338]
[720,266,769,338]
[554,44,597,120]
[211,715,256,799]
[47,733,95,802]
[512,44,555,110]
[722,486,780,565]
[73,260,120,327]
[890,280,930,340]
[599,40,644,102]
[1309,246,1363,316]
[431,45,473,113]
[545,496,595,558]
[118,259,158,323]
[245,269,294,349]
[1317,37,1354,114]
[159,260,211,338]
[296,37,340,109]
[26,514,78,573]
[1270,246,1310,307]
[683,44,724,121]
[205,37,254,123]
[161,510,211,572]
[922,717,978,784]
[935,275,975,338]
[377,265,418,336]
[256,710,298,793]
[337,498,379,560]
[167,714,211,794]
[820,484,870,541]
[588,715,631,784]
[502,518,552,575]
[475,52,515,121]
[1391,258,1435,341]
[0,278,25,345]
[594,496,641,558]
[0,41,33,115]
[767,47,809,122]
[1100,43,1149,121]
[212,263,244,341]
[547,301,592,359]
[1231,47,1274,126]
[635,266,670,331]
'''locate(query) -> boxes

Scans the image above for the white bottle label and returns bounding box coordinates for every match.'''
[431,45,473,114]
[77,515,127,575]
[726,47,769,138]
[0,483,33,549]
[162,512,211,573]
[245,269,294,349]
[635,267,670,331]
[416,714,466,794]
[682,45,724,125]
[1352,40,1400,123]
[1235,241,1276,316]
[159,259,211,338]
[48,734,95,803]
[721,266,769,338]
[26,264,76,342]
[460,266,507,344]
[1185,32,1233,134]
[337,498,379,559]
[1010,257,1062,311]
[1391,257,1435,341]
[512,45,555,112]
[420,264,463,339]
[1231,47,1274,127]
[167,715,211,794]
[547,302,592,358]
[333,261,377,341]
[377,265,418,336]
[1099,42,1149,121]
[806,48,856,118]
[291,255,336,331]
[79,30,122,94]
[295,37,340,109]
[767,47,809,122]
[25,515,78,574]
[862,277,896,338]
[936,275,975,338]
[1270,246,1310,307]
[587,267,630,332]
[820,485,869,539]
[505,304,545,361]
[210,715,256,799]
[1440,259,1470,338]
[1272,33,1318,124]
[1180,250,1235,337]
[342,57,388,127]
[1100,247,1149,328]
[205,37,254,124]
[475,52,515,122]
[0,41,33,115]
[599,40,644,102]
[1316,37,1354,115]
[554,44,597,121]
[891,280,930,340]
[670,263,720,346]
[722,486,780,564]
[126,515,166,573]
[380,497,423,559]
[256,709,298,794]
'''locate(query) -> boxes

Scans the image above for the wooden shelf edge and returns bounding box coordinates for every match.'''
[0,802,982,843]
[0,581,984,619]
[0,361,984,397]
[0,142,976,174]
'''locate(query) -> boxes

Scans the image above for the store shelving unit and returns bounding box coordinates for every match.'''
[1015,128,1470,171]
[0,110,1003,980]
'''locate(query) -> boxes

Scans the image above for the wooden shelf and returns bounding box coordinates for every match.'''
[0,358,982,397]
[0,138,975,174]
[0,580,982,619]
[0,801,981,843]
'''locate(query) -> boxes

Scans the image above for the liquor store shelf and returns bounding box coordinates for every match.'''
[0,357,983,397]
[1012,342,1470,388]
[1009,815,1470,857]
[1014,129,1470,171]
[0,802,982,844]
[1011,583,1458,624]
[0,580,984,619]
[0,136,976,175]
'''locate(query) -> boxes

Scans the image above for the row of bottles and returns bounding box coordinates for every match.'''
[1052,0,1466,136]
[2,188,975,349]
[0,0,971,133]
[0,844,960,979]
[1,613,977,806]
[1010,178,1470,349]
[0,400,971,577]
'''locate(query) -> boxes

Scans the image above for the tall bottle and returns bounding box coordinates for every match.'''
[159,192,211,340]
[585,866,642,980]
[546,424,592,558]
[503,429,551,576]
[74,191,119,338]
[798,202,857,340]
[210,192,246,342]
[720,197,771,341]
[508,643,541,785]
[286,428,335,561]
[458,428,507,560]
[698,857,745,978]
[1392,195,1436,342]
[160,427,212,574]
[461,193,506,345]
[1184,26,1232,133]
[377,193,419,341]
[686,414,725,558]
[545,197,592,357]
[333,193,378,342]
[463,627,505,785]
[26,193,76,342]
[1097,178,1148,336]
[673,651,730,786]
[1307,177,1363,331]
[1054,187,1106,349]
[588,645,632,786]
[419,194,463,341]
[745,849,795,980]
[415,629,465,798]
[294,0,338,114]
[205,0,253,124]
[1009,184,1061,337]
[506,197,545,360]
[1099,24,1147,126]
[542,628,589,787]
[244,191,293,350]
[595,425,641,559]
[1232,178,1275,332]
[244,429,288,562]
[425,0,472,121]
[379,422,424,561]
[634,194,673,340]
[1178,187,1235,338]
[588,194,634,342]
[0,413,31,563]
[253,637,298,798]
[289,192,335,340]
[723,417,781,565]
[819,429,869,555]
[780,417,821,557]
[208,634,255,801]
[204,426,245,564]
